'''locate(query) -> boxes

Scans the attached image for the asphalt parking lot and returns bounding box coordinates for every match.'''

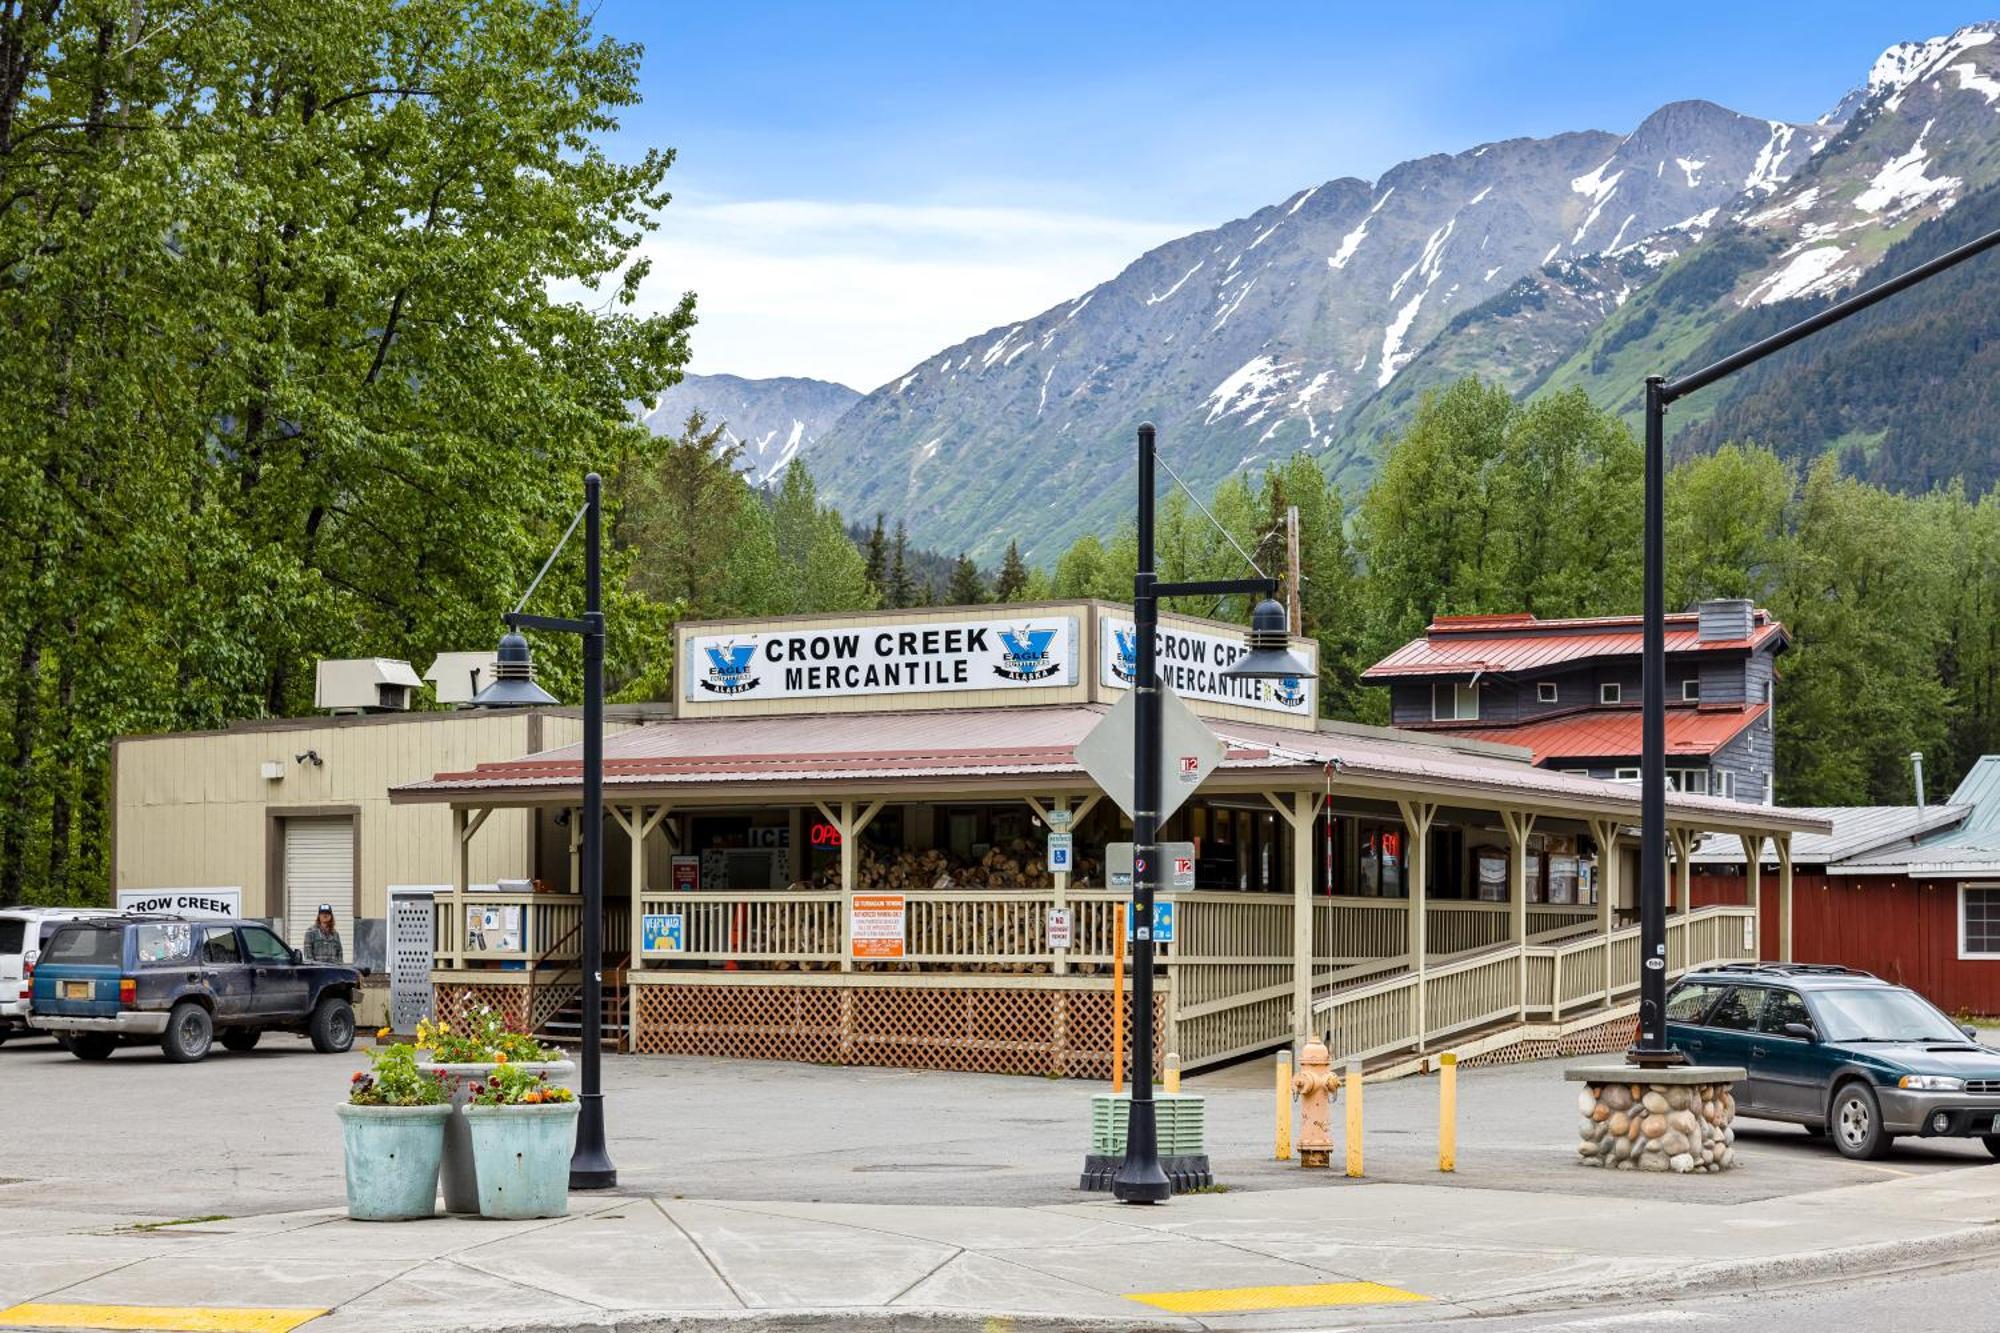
[1,1031,1993,1229]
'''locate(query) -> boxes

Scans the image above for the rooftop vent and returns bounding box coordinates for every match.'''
[425,651,498,707]
[1695,599,1754,643]
[314,658,423,714]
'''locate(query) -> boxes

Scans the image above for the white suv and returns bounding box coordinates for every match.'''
[0,907,115,1043]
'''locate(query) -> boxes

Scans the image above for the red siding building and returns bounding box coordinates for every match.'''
[1691,766,2000,1014]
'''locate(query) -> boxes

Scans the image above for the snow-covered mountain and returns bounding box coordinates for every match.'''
[637,373,861,485]
[788,22,2000,564]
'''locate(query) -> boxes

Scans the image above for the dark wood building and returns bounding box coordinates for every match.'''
[1365,599,1786,804]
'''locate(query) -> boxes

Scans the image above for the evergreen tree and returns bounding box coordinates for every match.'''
[994,540,1030,601]
[947,553,985,605]
[863,513,888,593]
[620,412,750,619]
[888,522,914,609]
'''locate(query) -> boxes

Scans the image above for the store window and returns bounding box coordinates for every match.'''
[1961,886,2000,959]
[1431,681,1479,721]
[1429,827,1465,899]
[1358,822,1406,898]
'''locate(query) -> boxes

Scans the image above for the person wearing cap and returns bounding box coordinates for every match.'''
[303,904,344,963]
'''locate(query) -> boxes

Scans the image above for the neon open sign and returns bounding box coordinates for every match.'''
[809,822,843,847]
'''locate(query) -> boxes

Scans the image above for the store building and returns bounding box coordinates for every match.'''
[388,600,1826,1076]
[1364,599,1787,802]
[1690,757,2000,1012]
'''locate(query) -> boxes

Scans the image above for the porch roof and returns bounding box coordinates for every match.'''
[389,705,1830,835]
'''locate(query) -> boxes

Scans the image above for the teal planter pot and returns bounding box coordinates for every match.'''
[462,1101,580,1219]
[421,1059,574,1214]
[334,1102,452,1221]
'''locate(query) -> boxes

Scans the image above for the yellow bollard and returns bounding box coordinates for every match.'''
[1274,1051,1293,1160]
[1164,1052,1182,1094]
[1439,1052,1457,1173]
[1344,1058,1364,1178]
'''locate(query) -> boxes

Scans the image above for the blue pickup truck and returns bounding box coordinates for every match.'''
[30,915,361,1062]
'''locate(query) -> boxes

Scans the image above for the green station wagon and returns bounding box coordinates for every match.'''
[1665,963,2000,1161]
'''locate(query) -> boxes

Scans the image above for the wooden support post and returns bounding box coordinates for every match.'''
[1397,799,1437,1051]
[1739,831,1763,961]
[1673,827,1695,915]
[819,798,885,974]
[1266,789,1327,1041]
[1501,809,1536,1020]
[1589,818,1620,1006]
[1777,832,1794,963]
[451,807,469,970]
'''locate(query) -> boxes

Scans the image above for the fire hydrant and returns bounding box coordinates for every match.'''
[1291,1037,1338,1169]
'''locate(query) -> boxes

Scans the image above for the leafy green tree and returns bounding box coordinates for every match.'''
[1665,444,1793,607]
[0,0,694,904]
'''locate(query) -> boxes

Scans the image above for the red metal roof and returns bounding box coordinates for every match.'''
[1437,705,1770,763]
[1363,609,1786,679]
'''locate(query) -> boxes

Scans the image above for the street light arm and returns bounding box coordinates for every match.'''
[1664,222,2000,403]
[504,611,592,636]
[511,497,592,617]
[1154,577,1278,599]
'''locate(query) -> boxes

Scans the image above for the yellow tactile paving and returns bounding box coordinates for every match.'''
[1127,1280,1429,1314]
[0,1303,327,1332]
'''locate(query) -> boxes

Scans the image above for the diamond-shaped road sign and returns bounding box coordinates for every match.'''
[1073,684,1228,824]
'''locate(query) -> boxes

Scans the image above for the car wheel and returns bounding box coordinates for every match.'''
[161,1002,213,1063]
[220,1028,262,1053]
[70,1034,117,1061]
[309,996,355,1054]
[1829,1081,1891,1160]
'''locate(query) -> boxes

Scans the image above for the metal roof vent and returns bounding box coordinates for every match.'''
[314,658,423,714]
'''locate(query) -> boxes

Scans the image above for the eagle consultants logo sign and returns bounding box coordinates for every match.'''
[1270,676,1307,708]
[1109,627,1139,685]
[698,640,761,695]
[995,626,1061,682]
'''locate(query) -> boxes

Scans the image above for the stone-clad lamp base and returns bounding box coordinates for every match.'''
[1564,1064,1747,1174]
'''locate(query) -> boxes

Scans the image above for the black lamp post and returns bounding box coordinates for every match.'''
[1114,423,1314,1203]
[470,471,616,1189]
[1629,224,2000,1065]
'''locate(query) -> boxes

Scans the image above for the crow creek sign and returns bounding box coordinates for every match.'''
[684,617,1078,702]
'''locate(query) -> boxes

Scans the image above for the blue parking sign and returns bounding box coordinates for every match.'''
[1123,899,1176,943]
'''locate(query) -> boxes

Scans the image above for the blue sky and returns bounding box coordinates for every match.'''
[594,2,1995,390]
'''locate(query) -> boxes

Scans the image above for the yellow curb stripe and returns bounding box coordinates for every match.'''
[0,1303,327,1332]
[1127,1281,1428,1314]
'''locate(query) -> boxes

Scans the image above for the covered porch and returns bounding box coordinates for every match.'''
[391,706,1827,1075]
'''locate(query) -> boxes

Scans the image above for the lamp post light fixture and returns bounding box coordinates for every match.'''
[1113,423,1312,1203]
[469,472,616,1190]
[1627,222,2000,1066]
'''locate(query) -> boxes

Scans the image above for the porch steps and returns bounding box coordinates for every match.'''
[1359,1003,1639,1083]
[536,975,631,1053]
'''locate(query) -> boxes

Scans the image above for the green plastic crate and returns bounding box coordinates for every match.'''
[1090,1093,1208,1155]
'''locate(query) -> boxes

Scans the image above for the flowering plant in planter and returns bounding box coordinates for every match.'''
[417,1003,563,1064]
[335,1042,453,1221]
[349,1044,451,1107]
[467,1062,576,1107]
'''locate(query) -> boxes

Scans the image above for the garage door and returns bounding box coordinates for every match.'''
[283,816,354,948]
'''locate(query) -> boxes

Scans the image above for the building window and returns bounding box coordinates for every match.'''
[1431,681,1479,721]
[1961,886,2000,959]
[1716,771,1735,800]
[1682,679,1701,702]
[1667,768,1709,795]
[1537,682,1558,704]
[1613,767,1639,783]
[1600,683,1622,704]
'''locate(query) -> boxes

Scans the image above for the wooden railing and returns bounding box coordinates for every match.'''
[432,893,628,967]
[1313,903,1757,1064]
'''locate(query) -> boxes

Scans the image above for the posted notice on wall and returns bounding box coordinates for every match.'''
[116,888,242,919]
[643,913,685,953]
[1098,617,1314,716]
[850,893,907,959]
[686,617,1077,702]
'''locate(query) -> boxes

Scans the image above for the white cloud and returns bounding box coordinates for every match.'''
[592,197,1194,392]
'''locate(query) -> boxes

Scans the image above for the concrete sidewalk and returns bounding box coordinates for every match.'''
[7,1167,2000,1332]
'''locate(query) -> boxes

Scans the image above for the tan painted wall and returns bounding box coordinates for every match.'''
[113,712,590,923]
